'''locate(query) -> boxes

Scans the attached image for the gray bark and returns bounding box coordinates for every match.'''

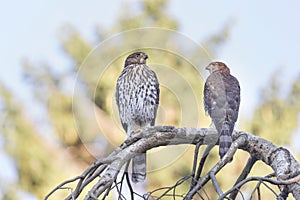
[45,126,300,199]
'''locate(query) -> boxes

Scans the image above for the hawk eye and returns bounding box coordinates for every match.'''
[135,53,140,58]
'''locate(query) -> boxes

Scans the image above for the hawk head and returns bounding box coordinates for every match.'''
[125,52,148,67]
[206,62,230,74]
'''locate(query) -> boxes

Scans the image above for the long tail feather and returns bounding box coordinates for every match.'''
[219,123,232,159]
[132,153,146,183]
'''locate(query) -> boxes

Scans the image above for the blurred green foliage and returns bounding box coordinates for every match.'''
[246,71,300,145]
[0,84,76,199]
[0,0,299,199]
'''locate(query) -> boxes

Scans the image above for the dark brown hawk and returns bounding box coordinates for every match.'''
[116,52,160,183]
[204,62,240,159]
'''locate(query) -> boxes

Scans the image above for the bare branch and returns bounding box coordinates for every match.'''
[194,143,215,186]
[221,174,300,199]
[210,171,222,196]
[45,126,300,199]
[229,156,258,199]
[185,133,247,199]
[190,142,201,189]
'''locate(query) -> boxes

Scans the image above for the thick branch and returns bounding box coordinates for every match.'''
[234,131,300,199]
[45,126,300,199]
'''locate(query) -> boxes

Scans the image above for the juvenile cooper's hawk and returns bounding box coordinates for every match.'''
[204,62,240,159]
[116,52,160,183]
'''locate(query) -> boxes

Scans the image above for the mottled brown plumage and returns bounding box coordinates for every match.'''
[116,52,159,182]
[204,62,240,159]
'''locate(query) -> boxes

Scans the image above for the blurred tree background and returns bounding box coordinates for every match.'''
[1,0,300,199]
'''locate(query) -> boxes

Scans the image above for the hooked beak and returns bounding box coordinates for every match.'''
[205,63,212,71]
[140,53,148,64]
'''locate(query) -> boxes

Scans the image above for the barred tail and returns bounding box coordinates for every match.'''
[219,123,233,159]
[132,153,146,183]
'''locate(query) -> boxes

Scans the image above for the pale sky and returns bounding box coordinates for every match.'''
[1,1,300,199]
[1,0,300,117]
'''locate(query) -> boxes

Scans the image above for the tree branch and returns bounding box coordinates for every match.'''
[45,126,300,199]
[229,156,258,199]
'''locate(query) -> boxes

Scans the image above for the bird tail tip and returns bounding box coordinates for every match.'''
[219,128,232,159]
[132,153,146,183]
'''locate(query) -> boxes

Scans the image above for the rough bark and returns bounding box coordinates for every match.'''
[45,126,300,200]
